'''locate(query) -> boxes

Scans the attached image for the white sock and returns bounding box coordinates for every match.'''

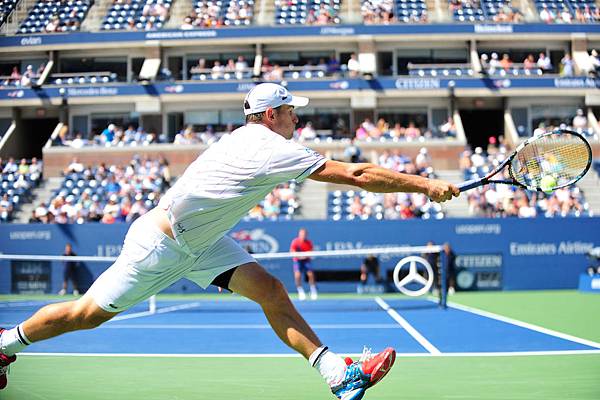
[297,287,306,297]
[1,324,31,356]
[310,285,318,295]
[309,346,347,387]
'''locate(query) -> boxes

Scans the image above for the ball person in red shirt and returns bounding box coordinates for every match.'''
[290,228,317,300]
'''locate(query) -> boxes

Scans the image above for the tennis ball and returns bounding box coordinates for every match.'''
[540,175,557,194]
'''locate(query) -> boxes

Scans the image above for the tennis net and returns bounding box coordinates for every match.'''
[0,244,448,312]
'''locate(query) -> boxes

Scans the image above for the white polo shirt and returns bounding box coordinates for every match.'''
[159,123,326,256]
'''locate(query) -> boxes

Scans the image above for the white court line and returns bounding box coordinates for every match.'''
[374,296,441,355]
[19,350,600,358]
[100,323,402,329]
[111,302,202,321]
[445,300,600,350]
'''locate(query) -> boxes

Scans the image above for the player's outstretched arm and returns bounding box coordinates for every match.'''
[308,160,459,203]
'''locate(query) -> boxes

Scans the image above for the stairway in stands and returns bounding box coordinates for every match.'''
[14,176,62,222]
[436,169,470,217]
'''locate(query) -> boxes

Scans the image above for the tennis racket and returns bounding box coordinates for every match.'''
[458,129,592,192]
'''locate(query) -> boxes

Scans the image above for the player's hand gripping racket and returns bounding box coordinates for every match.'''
[458,129,592,192]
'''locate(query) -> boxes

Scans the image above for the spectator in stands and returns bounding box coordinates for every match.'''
[59,243,80,296]
[70,133,86,148]
[539,5,555,23]
[479,54,489,74]
[537,52,552,73]
[347,53,360,77]
[298,121,317,141]
[588,50,600,75]
[181,16,193,29]
[101,124,116,144]
[174,125,200,144]
[8,67,20,86]
[440,117,457,138]
[2,157,18,173]
[290,228,318,300]
[572,109,588,130]
[559,6,573,23]
[20,65,35,86]
[488,53,501,75]
[500,54,513,71]
[0,194,13,223]
[45,15,60,33]
[561,53,574,76]
[126,19,138,31]
[404,121,421,140]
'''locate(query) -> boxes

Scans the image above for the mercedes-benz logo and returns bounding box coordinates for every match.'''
[392,256,434,297]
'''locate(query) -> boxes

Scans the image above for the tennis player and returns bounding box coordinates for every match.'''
[0,83,459,399]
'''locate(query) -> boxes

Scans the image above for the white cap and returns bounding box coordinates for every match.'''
[243,83,309,115]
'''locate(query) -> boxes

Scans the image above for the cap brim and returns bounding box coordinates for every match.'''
[288,95,309,108]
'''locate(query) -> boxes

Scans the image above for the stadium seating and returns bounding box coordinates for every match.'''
[18,0,93,34]
[275,0,341,25]
[102,0,172,31]
[0,158,43,223]
[408,65,474,77]
[535,0,600,23]
[243,182,301,221]
[450,0,522,22]
[0,0,19,27]
[327,190,444,220]
[394,0,427,22]
[49,73,118,85]
[361,0,427,23]
[182,0,254,28]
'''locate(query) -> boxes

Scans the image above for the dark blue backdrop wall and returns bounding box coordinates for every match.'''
[0,218,598,294]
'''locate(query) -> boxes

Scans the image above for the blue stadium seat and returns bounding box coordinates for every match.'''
[18,0,93,34]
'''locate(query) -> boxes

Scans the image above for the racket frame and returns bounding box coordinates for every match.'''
[457,129,592,192]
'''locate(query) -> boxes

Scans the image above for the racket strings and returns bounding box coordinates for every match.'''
[510,133,590,189]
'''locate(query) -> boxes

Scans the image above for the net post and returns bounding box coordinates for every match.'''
[440,248,448,309]
[149,295,157,314]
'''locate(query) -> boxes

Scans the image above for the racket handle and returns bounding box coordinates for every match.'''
[457,178,482,192]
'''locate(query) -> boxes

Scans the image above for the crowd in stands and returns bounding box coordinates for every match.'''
[173,124,237,145]
[527,108,597,139]
[245,182,301,221]
[1,64,44,87]
[58,123,167,148]
[461,139,591,218]
[102,0,172,31]
[275,0,341,25]
[180,0,253,28]
[352,117,455,141]
[449,0,523,22]
[329,147,443,220]
[18,0,92,34]
[28,156,299,223]
[538,2,600,23]
[188,54,354,81]
[30,156,170,224]
[361,0,428,24]
[479,52,557,76]
[0,157,43,223]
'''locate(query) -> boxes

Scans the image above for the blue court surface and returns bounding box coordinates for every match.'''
[1,297,599,356]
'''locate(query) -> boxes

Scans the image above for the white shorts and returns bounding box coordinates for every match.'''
[87,213,255,313]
